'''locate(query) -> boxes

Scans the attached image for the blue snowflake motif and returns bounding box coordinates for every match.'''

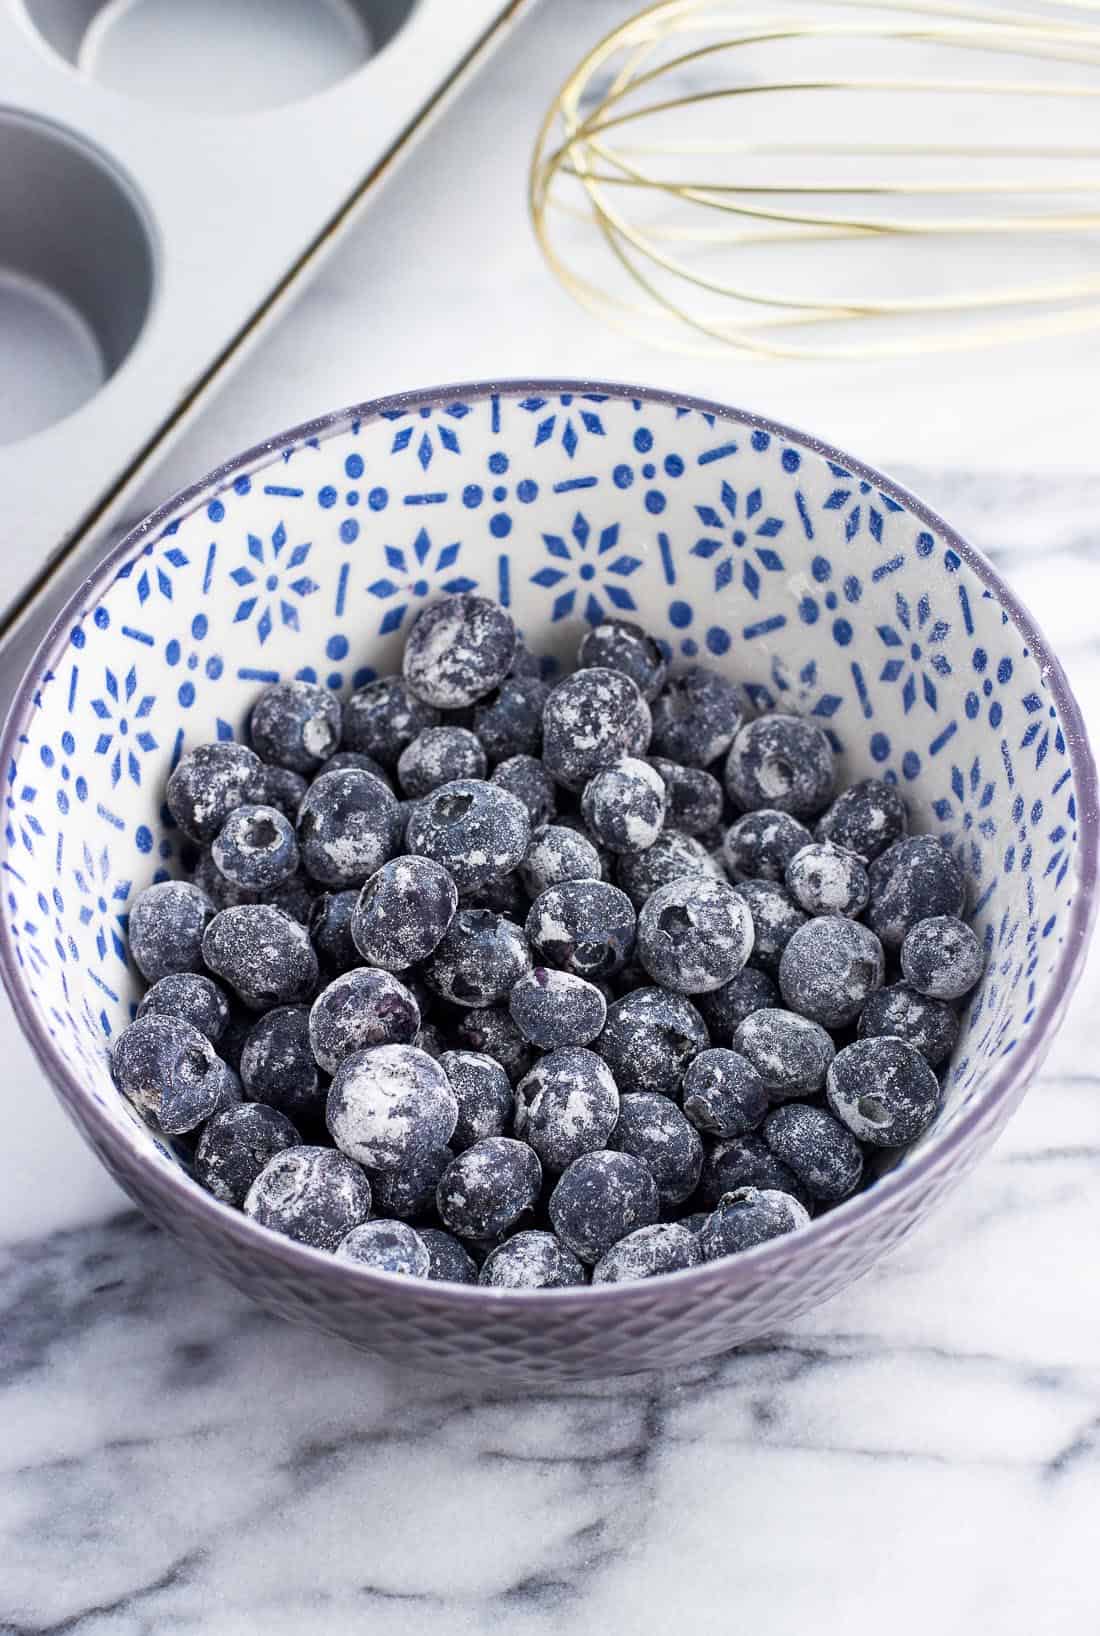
[367,527,475,635]
[38,731,89,816]
[72,842,131,965]
[932,755,996,880]
[165,614,224,709]
[90,666,157,787]
[795,554,863,647]
[4,887,50,981]
[744,655,844,750]
[1017,692,1065,771]
[876,590,951,712]
[964,647,1014,730]
[690,481,786,599]
[380,403,470,471]
[820,465,903,544]
[529,512,642,624]
[518,392,608,460]
[134,544,190,605]
[230,524,318,645]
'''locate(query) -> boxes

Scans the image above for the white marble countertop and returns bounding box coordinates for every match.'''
[2,2,1099,1630]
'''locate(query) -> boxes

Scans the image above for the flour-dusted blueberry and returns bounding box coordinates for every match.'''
[202,904,318,1011]
[487,756,555,832]
[733,1007,835,1101]
[514,1046,619,1173]
[725,714,835,817]
[212,803,300,892]
[414,1023,447,1060]
[778,916,884,1029]
[136,972,230,1044]
[593,1222,702,1283]
[827,1036,943,1147]
[699,1186,811,1260]
[763,1103,864,1204]
[678,1211,711,1234]
[816,776,908,861]
[526,878,636,980]
[636,876,754,994]
[368,1145,451,1223]
[296,766,402,889]
[249,680,341,774]
[251,764,309,820]
[319,749,393,787]
[112,1015,229,1134]
[189,849,260,913]
[509,968,608,1049]
[452,1006,533,1084]
[556,812,614,876]
[785,841,870,917]
[193,1102,300,1206]
[479,1231,587,1289]
[129,879,214,984]
[733,879,808,973]
[901,914,984,1001]
[266,871,315,926]
[549,1149,660,1264]
[577,617,667,702]
[867,835,966,950]
[403,593,517,708]
[650,666,744,767]
[342,676,441,768]
[473,675,551,763]
[308,890,360,974]
[436,1137,542,1241]
[519,823,602,897]
[722,809,813,883]
[438,1050,514,1150]
[460,873,528,920]
[609,1092,703,1206]
[647,759,723,837]
[581,757,666,855]
[327,1043,458,1172]
[424,909,532,1008]
[308,968,420,1074]
[396,726,487,799]
[336,1219,430,1277]
[541,667,652,791]
[595,986,708,1096]
[244,1145,372,1251]
[406,778,530,892]
[698,1133,810,1209]
[239,1006,323,1120]
[616,829,724,910]
[682,1049,769,1139]
[350,855,458,972]
[420,1227,480,1284]
[166,741,264,842]
[695,968,779,1043]
[218,1007,253,1074]
[858,981,959,1067]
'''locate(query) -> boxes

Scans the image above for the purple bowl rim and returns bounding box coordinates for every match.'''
[1,375,1096,1315]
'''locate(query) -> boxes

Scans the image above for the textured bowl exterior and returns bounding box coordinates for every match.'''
[2,380,1095,1380]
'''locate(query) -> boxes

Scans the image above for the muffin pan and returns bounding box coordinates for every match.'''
[0,0,523,615]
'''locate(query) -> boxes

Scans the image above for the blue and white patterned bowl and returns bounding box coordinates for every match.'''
[2,381,1094,1379]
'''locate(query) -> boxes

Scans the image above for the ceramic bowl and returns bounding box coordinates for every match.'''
[2,380,1094,1380]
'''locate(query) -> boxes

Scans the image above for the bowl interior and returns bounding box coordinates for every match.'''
[1,384,1089,1218]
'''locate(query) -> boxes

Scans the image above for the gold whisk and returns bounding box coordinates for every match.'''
[529,0,1100,358]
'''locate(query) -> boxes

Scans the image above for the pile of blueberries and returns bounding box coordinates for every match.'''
[113,593,983,1290]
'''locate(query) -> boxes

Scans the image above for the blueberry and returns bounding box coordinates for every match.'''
[682,1049,769,1139]
[473,676,551,762]
[436,1137,542,1241]
[438,1050,514,1150]
[406,778,530,892]
[424,908,532,1008]
[725,714,835,817]
[592,1222,702,1283]
[778,916,884,1029]
[732,879,808,973]
[555,812,614,879]
[507,640,547,680]
[699,1186,811,1260]
[647,759,723,836]
[526,879,637,979]
[112,1015,231,1134]
[577,618,668,702]
[420,1227,480,1284]
[128,880,214,984]
[239,1006,324,1120]
[414,1023,448,1060]
[548,1150,660,1264]
[452,1006,533,1083]
[189,849,262,913]
[318,749,393,787]
[857,981,959,1067]
[193,1102,300,1206]
[723,810,813,883]
[815,777,908,861]
[595,986,708,1096]
[342,677,440,768]
[202,904,318,1010]
[519,823,602,897]
[694,968,779,1043]
[166,741,263,842]
[460,872,528,919]
[266,871,316,926]
[901,914,984,1000]
[515,1047,620,1172]
[581,758,666,854]
[616,829,724,910]
[244,1145,372,1251]
[136,972,230,1044]
[490,755,557,828]
[636,876,754,994]
[218,1007,253,1074]
[827,1037,942,1147]
[403,594,517,708]
[250,681,341,773]
[650,666,743,767]
[309,889,361,974]
[609,1091,703,1206]
[296,767,402,889]
[328,1044,458,1171]
[251,764,309,820]
[541,668,652,791]
[698,1133,811,1210]
[397,726,487,798]
[308,968,420,1074]
[479,1231,587,1289]
[785,841,869,918]
[866,836,966,950]
[336,1220,430,1277]
[351,856,458,971]
[509,967,608,1049]
[212,804,299,891]
[763,1103,864,1204]
[733,1007,835,1101]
